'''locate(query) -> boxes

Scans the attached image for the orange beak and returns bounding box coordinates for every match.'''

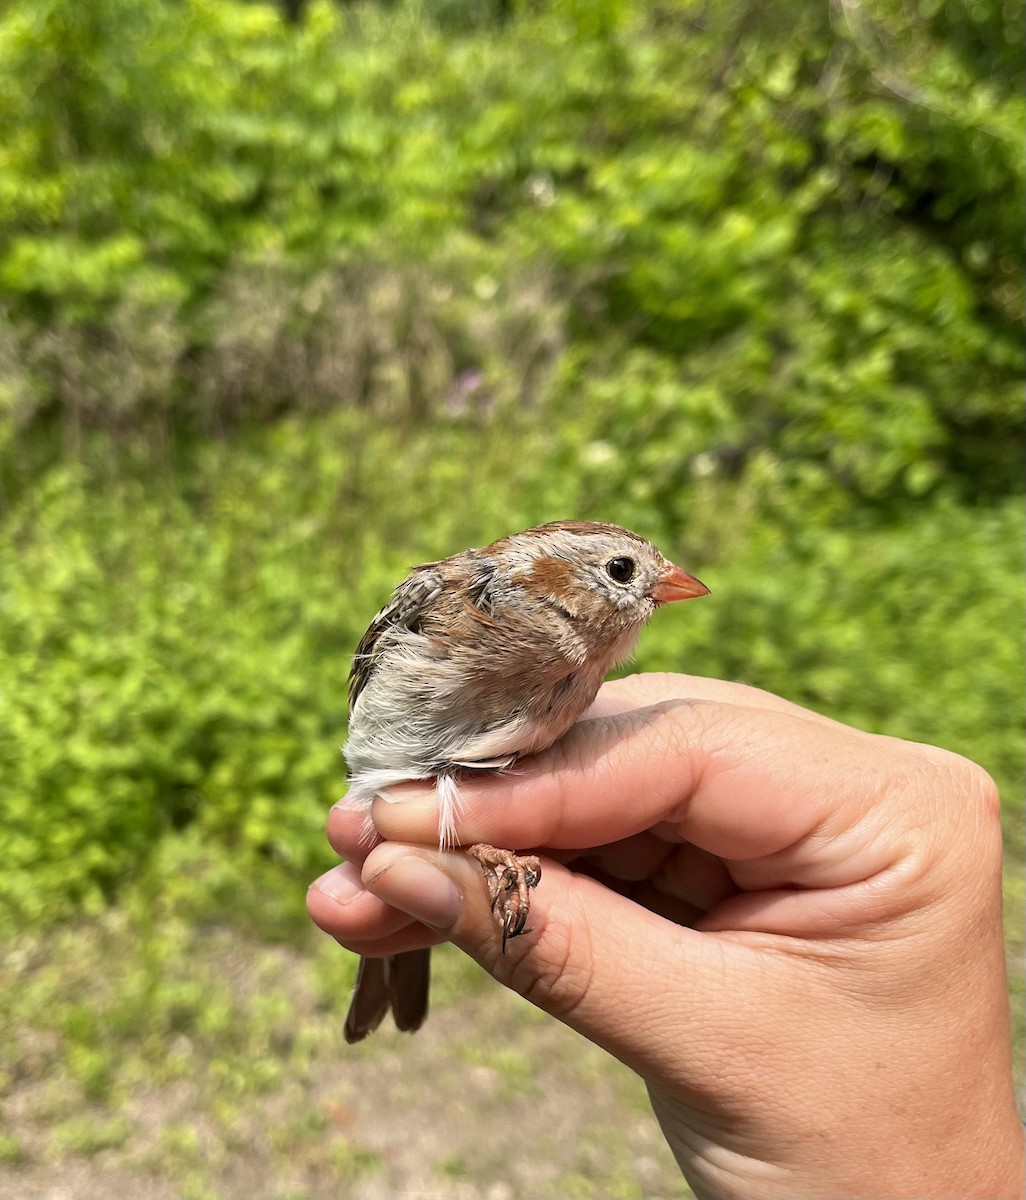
[649,564,710,604]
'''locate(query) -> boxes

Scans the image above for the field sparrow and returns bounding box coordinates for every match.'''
[339,520,709,1042]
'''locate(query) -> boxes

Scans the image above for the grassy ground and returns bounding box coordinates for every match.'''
[0,867,692,1200]
[1,843,1021,1200]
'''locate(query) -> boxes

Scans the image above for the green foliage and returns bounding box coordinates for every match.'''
[0,0,1020,947]
[0,407,578,925]
[0,1,1021,1191]
[0,0,1021,501]
[1,408,1022,927]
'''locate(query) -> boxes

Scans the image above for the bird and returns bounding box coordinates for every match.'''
[340,520,709,1043]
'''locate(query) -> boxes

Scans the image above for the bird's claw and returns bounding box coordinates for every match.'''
[502,908,527,953]
[467,844,541,954]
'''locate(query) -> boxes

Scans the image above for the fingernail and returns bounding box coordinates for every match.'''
[309,861,364,904]
[366,853,460,930]
[374,784,434,805]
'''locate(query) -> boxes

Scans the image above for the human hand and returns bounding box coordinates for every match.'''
[308,674,1024,1199]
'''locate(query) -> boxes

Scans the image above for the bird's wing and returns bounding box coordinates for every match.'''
[348,565,444,714]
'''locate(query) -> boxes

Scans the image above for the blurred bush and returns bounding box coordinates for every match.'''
[0,0,1022,930]
[0,0,1021,480]
[1,409,1022,928]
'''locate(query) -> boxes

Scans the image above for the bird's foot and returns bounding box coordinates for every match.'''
[467,844,542,952]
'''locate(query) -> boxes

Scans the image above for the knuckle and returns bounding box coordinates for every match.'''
[648,699,707,763]
[963,760,1002,823]
[926,746,1001,825]
[908,746,1005,882]
[950,757,1004,856]
[649,696,746,762]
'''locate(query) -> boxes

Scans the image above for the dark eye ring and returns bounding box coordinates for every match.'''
[605,556,635,584]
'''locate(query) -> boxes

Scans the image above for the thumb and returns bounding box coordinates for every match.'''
[360,840,761,1100]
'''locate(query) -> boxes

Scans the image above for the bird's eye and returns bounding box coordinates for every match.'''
[605,556,636,584]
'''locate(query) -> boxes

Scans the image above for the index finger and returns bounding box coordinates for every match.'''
[371,696,939,893]
[339,675,836,865]
[583,673,846,728]
[343,676,835,864]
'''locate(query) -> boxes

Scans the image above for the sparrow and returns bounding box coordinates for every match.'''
[340,520,709,1043]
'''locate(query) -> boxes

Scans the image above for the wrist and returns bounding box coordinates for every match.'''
[649,1082,1024,1200]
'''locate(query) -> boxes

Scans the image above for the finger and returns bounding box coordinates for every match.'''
[567,836,736,914]
[328,925,448,958]
[306,861,418,941]
[649,842,737,912]
[569,832,675,882]
[584,672,846,728]
[630,881,706,928]
[567,863,708,926]
[567,843,730,925]
[360,842,784,1104]
[339,676,841,862]
[327,803,382,865]
[373,700,908,890]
